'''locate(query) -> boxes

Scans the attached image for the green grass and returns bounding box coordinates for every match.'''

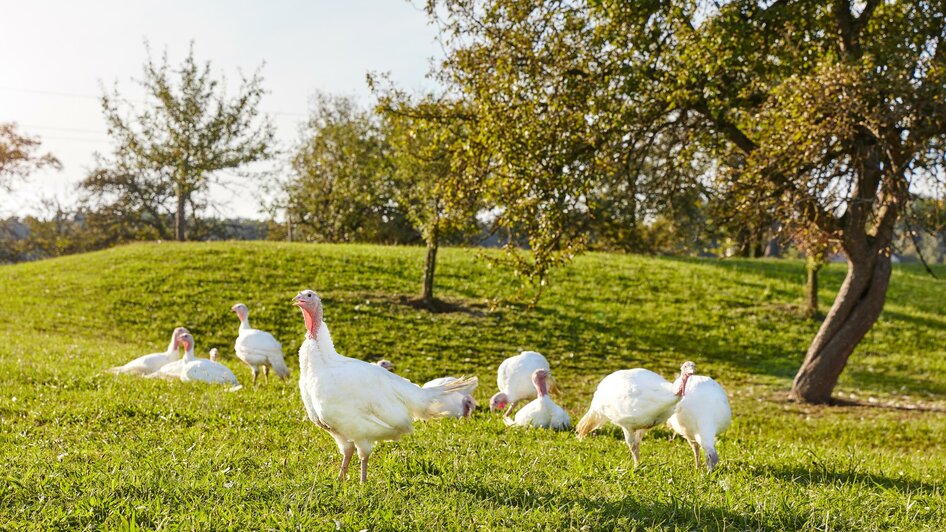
[1,241,944,530]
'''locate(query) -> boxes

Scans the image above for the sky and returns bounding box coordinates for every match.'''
[0,0,443,219]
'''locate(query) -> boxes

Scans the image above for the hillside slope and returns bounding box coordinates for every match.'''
[1,242,944,529]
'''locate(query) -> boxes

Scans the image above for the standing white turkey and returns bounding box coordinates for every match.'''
[489,351,560,417]
[176,332,241,387]
[576,361,696,467]
[668,374,731,471]
[423,377,477,418]
[293,289,477,482]
[231,303,289,384]
[507,369,570,430]
[108,327,189,376]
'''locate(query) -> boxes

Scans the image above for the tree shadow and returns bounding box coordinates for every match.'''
[753,463,943,493]
[397,295,487,316]
[826,396,946,413]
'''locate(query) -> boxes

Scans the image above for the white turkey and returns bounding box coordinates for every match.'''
[108,327,189,376]
[293,289,478,482]
[576,361,696,467]
[506,369,570,430]
[489,351,560,417]
[150,345,217,381]
[232,303,290,384]
[423,377,478,418]
[668,374,731,471]
[177,332,241,387]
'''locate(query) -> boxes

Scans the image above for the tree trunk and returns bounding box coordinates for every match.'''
[790,251,892,403]
[421,225,439,304]
[175,192,186,241]
[804,256,821,318]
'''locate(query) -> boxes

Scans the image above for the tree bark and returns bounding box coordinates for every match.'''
[421,224,439,304]
[804,256,821,318]
[790,251,892,403]
[175,192,186,241]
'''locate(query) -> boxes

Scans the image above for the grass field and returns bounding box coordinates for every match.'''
[1,242,944,530]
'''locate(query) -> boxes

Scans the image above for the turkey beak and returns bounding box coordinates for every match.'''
[292,294,304,307]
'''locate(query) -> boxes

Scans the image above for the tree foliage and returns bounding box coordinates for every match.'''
[0,123,60,192]
[83,43,275,241]
[281,93,418,244]
[376,90,485,303]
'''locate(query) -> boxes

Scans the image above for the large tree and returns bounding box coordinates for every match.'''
[86,44,275,241]
[0,123,60,192]
[431,0,946,403]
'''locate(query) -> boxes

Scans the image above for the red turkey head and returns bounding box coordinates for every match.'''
[292,290,323,339]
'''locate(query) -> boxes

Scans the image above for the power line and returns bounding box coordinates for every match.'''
[21,124,108,135]
[39,136,113,144]
[0,85,307,117]
[0,86,100,100]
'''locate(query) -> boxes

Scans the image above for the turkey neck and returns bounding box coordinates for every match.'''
[299,321,340,379]
[238,316,252,332]
[182,346,196,362]
[674,372,692,397]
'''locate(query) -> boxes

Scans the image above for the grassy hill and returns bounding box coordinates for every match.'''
[1,242,944,529]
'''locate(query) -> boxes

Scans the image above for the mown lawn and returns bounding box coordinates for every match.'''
[1,242,944,530]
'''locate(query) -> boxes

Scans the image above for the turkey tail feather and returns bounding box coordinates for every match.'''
[575,408,606,439]
[419,376,478,418]
[270,356,290,378]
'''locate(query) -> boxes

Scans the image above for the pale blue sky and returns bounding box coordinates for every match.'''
[0,0,442,218]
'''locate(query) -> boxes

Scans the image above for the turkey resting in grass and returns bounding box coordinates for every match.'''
[506,369,570,430]
[293,289,478,482]
[668,374,731,471]
[108,327,189,376]
[576,361,696,467]
[176,332,241,387]
[231,303,289,384]
[489,351,560,418]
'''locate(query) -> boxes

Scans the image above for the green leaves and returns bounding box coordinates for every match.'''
[84,43,275,241]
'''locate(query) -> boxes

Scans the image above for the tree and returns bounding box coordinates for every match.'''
[377,92,484,305]
[282,93,418,244]
[429,2,610,300]
[430,0,946,402]
[86,43,275,241]
[0,123,60,192]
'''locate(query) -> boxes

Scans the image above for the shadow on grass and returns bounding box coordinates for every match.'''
[452,480,807,529]
[755,463,943,494]
[398,295,487,316]
[828,396,946,413]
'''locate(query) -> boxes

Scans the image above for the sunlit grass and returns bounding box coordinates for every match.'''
[1,242,944,529]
